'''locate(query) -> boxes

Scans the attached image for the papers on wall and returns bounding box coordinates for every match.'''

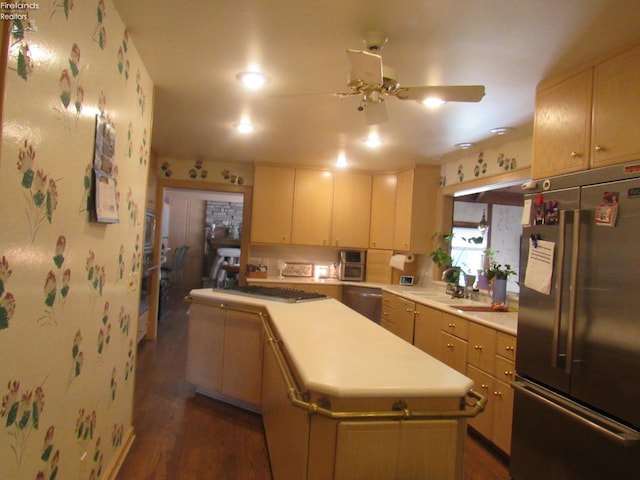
[521,198,532,226]
[524,239,555,295]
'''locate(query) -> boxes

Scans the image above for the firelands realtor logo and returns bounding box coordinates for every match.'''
[1,2,39,20]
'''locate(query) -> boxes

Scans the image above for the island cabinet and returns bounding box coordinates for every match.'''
[186,301,264,412]
[465,323,516,455]
[532,42,640,179]
[381,291,416,343]
[393,165,440,253]
[250,165,295,244]
[369,173,397,250]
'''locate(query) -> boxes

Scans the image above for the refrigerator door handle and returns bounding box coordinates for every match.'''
[552,210,568,368]
[565,209,581,374]
[513,379,640,446]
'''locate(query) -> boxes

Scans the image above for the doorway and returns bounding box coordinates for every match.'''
[145,178,253,340]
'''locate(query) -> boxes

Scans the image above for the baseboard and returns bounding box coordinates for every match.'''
[102,426,136,480]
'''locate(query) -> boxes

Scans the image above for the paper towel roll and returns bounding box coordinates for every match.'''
[389,254,414,270]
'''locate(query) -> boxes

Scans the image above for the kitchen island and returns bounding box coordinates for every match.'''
[187,288,485,480]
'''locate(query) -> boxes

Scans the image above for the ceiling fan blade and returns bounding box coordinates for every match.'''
[346,49,383,86]
[364,101,389,125]
[395,85,486,103]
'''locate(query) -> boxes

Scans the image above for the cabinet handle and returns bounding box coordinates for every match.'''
[405,307,413,312]
[594,145,606,152]
[504,370,513,377]
[570,151,582,158]
[493,391,503,397]
[447,343,454,349]
[448,323,455,328]
[474,345,483,350]
[505,346,515,352]
[282,235,287,241]
[480,384,489,390]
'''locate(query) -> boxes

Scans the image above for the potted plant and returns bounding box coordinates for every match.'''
[484,248,516,304]
[429,233,485,285]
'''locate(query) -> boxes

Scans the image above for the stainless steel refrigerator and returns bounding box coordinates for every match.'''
[510,163,640,480]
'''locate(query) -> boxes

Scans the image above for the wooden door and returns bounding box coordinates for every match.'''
[291,169,333,246]
[186,304,224,392]
[393,169,414,251]
[591,44,640,168]
[250,165,295,244]
[413,305,441,358]
[369,174,397,249]
[531,70,592,179]
[332,171,372,248]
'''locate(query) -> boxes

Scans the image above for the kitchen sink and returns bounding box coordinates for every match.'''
[448,305,512,312]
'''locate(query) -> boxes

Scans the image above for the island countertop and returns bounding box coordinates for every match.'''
[189,288,474,400]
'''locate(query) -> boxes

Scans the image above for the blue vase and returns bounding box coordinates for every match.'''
[492,278,507,304]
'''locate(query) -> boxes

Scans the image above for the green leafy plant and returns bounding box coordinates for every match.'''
[428,233,454,268]
[484,248,517,280]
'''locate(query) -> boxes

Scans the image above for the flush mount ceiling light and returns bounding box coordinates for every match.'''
[455,142,474,150]
[235,71,270,90]
[422,97,446,108]
[364,132,382,148]
[336,152,348,168]
[234,121,255,134]
[490,127,513,135]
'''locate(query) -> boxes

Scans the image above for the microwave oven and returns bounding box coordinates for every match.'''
[338,250,365,281]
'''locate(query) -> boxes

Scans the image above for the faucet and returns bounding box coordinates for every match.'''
[441,267,476,299]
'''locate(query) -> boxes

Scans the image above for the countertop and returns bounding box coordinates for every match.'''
[247,277,518,336]
[189,288,474,400]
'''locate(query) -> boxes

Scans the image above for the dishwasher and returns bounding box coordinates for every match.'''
[342,285,382,324]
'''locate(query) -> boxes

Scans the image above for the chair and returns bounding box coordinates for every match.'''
[161,245,190,288]
[210,247,241,287]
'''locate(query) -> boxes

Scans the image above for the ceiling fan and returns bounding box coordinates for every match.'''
[340,32,486,124]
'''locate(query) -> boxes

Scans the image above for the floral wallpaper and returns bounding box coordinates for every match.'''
[158,156,254,186]
[0,2,153,479]
[440,135,532,187]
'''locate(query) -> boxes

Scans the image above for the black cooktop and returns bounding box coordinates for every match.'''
[220,285,328,303]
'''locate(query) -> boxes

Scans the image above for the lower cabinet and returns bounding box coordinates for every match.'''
[396,293,517,456]
[186,302,264,412]
[381,291,416,343]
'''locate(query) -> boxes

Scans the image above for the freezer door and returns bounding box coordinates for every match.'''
[571,178,640,428]
[517,188,580,393]
[510,378,640,480]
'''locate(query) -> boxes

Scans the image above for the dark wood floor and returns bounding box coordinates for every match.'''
[117,290,511,480]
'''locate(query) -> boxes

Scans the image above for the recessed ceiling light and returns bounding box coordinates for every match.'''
[234,121,255,134]
[336,152,348,168]
[490,127,513,135]
[236,71,270,90]
[422,97,445,108]
[455,142,474,149]
[364,133,382,148]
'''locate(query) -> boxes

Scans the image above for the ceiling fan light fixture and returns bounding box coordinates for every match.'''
[236,71,270,90]
[422,97,445,108]
[455,142,474,150]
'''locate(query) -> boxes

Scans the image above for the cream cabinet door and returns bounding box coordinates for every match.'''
[251,165,295,244]
[291,169,334,246]
[591,44,640,168]
[369,173,397,250]
[393,169,414,251]
[332,171,372,248]
[531,70,592,179]
[413,304,441,359]
[186,303,224,391]
[221,309,264,407]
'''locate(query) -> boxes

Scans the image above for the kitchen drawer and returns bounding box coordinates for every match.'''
[494,355,515,384]
[467,323,496,374]
[382,291,395,307]
[440,312,468,340]
[496,331,516,361]
[439,331,467,373]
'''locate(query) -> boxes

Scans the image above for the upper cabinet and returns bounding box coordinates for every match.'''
[291,169,334,246]
[369,174,397,250]
[251,165,295,244]
[332,172,372,249]
[393,165,440,253]
[532,43,640,179]
[591,44,640,168]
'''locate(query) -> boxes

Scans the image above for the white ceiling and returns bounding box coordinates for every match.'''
[113,0,640,172]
